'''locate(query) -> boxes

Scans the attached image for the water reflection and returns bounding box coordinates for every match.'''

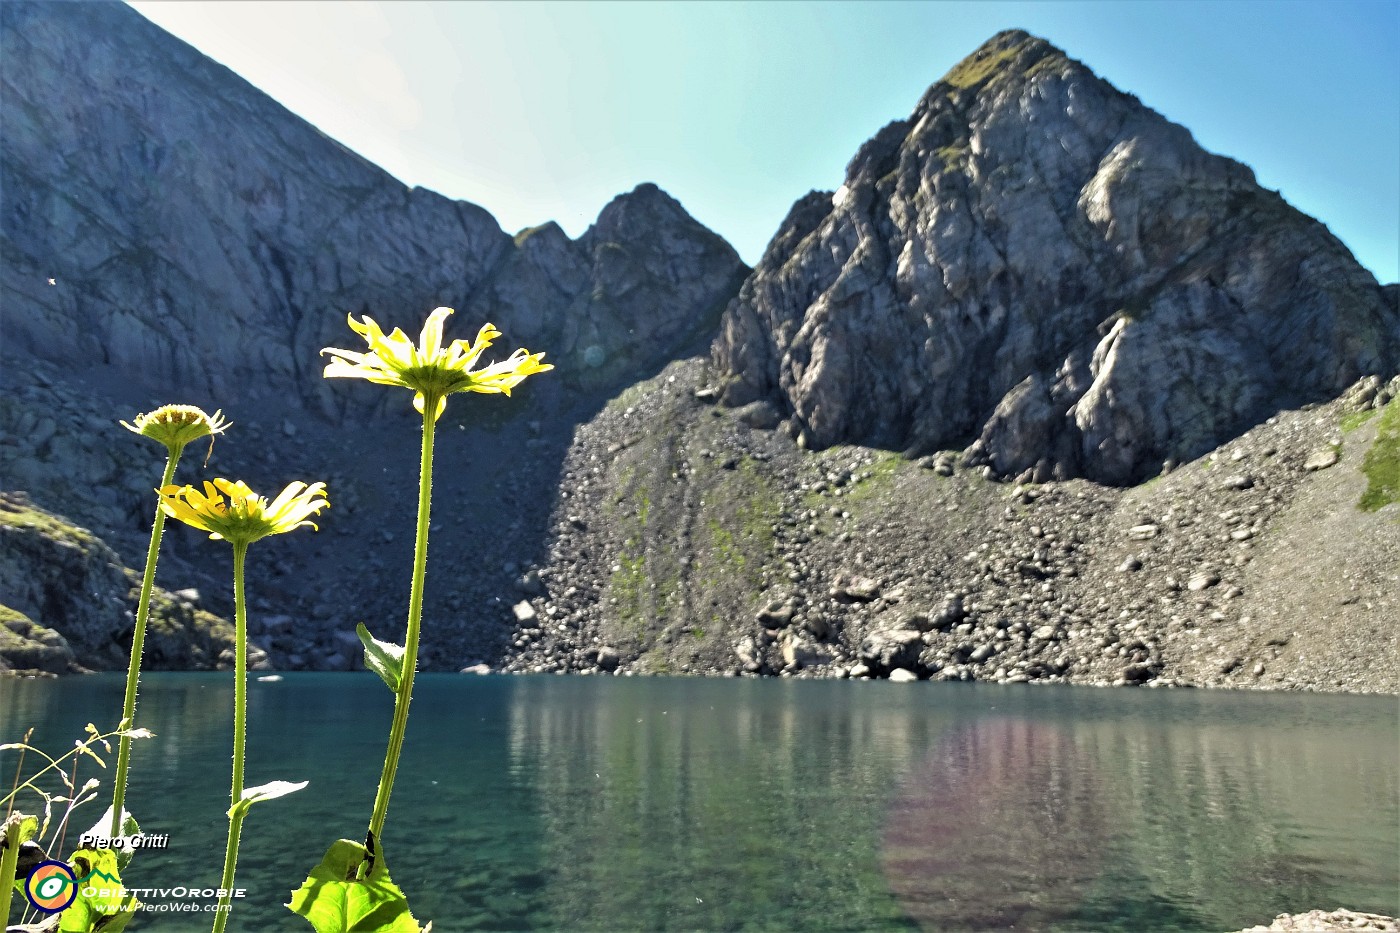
[883,720,1108,931]
[880,703,1399,932]
[0,673,232,769]
[505,678,935,930]
[1,676,1395,932]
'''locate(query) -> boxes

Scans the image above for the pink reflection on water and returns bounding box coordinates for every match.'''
[882,718,1106,931]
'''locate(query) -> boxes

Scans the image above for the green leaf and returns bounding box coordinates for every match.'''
[357,623,406,693]
[228,780,308,822]
[287,837,420,933]
[3,813,39,848]
[59,848,139,932]
[81,808,140,871]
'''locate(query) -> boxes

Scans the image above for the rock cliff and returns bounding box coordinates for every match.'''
[0,492,238,674]
[0,0,744,415]
[0,0,744,674]
[712,30,1398,484]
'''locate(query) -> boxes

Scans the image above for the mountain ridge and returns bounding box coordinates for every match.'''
[1,1,746,415]
[1,9,1395,693]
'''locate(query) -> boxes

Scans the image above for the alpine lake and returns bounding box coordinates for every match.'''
[2,674,1396,932]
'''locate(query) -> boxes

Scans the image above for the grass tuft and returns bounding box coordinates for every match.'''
[1358,398,1400,512]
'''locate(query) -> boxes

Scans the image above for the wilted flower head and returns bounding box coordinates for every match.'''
[122,405,229,450]
[159,479,328,547]
[321,307,553,421]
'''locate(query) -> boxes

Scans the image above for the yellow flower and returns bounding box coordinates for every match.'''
[122,405,229,449]
[321,307,553,421]
[159,479,328,547]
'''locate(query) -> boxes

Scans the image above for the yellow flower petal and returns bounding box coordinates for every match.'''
[419,307,453,363]
[160,478,328,547]
[322,310,552,421]
[412,392,448,421]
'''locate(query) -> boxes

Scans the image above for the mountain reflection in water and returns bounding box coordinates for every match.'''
[883,720,1107,931]
[1,674,1394,932]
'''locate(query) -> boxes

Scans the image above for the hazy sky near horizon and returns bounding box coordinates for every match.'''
[127,0,1399,282]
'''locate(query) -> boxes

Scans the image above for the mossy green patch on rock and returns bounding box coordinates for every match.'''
[0,491,237,673]
[607,544,649,634]
[512,223,555,247]
[605,381,650,413]
[0,493,97,550]
[0,602,74,674]
[936,143,969,174]
[126,571,238,669]
[1341,407,1379,434]
[1358,397,1400,512]
[1023,52,1070,81]
[839,451,905,507]
[940,38,1047,90]
[700,455,782,596]
[942,45,1022,89]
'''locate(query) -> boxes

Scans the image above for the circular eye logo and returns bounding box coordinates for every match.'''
[25,860,78,913]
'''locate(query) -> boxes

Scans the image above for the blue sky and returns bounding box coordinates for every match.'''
[128,0,1399,282]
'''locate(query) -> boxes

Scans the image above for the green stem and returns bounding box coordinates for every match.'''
[212,542,249,933]
[110,445,182,837]
[367,400,437,844]
[0,817,23,928]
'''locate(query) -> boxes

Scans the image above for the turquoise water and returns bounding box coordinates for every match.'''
[2,674,1396,932]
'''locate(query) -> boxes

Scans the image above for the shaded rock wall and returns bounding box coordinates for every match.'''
[0,0,746,673]
[0,1,745,417]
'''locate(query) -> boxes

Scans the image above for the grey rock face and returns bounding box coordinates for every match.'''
[1,604,73,674]
[713,30,1399,483]
[0,0,746,676]
[0,492,236,671]
[1,2,745,414]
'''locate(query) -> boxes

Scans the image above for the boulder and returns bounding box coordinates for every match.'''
[859,628,923,673]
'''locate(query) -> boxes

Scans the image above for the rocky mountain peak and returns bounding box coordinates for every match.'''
[587,182,686,235]
[0,0,749,648]
[932,29,1059,90]
[713,30,1397,484]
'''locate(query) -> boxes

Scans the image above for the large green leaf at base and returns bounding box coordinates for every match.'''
[287,838,419,933]
[58,848,138,932]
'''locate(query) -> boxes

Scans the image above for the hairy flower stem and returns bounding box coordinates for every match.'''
[110,445,182,837]
[212,543,250,933]
[1,817,24,926]
[367,398,437,845]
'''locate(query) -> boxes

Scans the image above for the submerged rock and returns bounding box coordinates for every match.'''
[1231,909,1397,932]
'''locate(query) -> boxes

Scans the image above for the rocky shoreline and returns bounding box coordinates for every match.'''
[3,361,1396,694]
[1232,909,1398,932]
[493,361,1398,694]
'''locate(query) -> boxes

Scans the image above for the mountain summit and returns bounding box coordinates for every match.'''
[712,30,1398,484]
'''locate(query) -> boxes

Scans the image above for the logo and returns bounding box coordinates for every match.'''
[24,860,80,913]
